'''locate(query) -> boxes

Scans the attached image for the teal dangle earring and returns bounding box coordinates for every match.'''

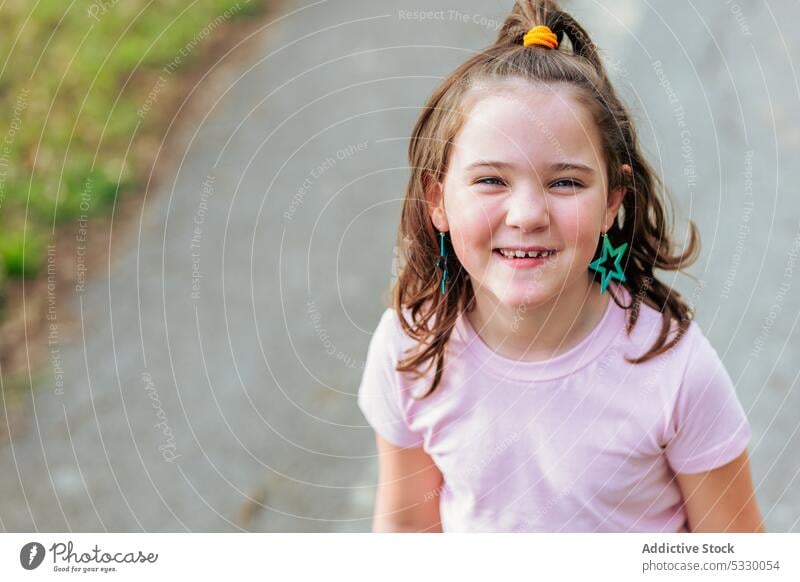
[588,231,628,294]
[435,230,448,295]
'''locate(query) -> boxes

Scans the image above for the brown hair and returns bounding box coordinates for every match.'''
[391,0,700,398]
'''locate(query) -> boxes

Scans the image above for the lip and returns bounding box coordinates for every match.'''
[493,249,558,269]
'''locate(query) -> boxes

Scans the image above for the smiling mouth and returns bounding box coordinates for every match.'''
[494,249,558,259]
[492,249,559,270]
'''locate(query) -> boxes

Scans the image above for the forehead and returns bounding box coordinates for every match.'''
[452,83,603,169]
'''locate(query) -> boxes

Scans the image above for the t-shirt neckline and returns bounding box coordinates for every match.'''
[455,282,627,382]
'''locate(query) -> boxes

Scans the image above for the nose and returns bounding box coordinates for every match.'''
[505,184,550,233]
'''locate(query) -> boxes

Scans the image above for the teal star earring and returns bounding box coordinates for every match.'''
[588,231,628,294]
[435,230,448,295]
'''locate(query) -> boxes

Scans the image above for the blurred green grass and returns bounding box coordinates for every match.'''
[0,0,262,283]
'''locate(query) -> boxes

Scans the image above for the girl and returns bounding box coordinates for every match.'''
[358,0,764,533]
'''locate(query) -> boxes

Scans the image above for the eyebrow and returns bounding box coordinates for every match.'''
[464,160,596,174]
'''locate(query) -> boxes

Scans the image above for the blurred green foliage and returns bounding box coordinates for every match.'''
[0,0,261,282]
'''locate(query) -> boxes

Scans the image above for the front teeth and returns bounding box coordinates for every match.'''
[499,249,554,259]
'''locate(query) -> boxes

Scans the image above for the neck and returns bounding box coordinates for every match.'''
[466,274,610,362]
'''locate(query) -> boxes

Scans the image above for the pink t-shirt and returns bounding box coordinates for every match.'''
[357,282,752,532]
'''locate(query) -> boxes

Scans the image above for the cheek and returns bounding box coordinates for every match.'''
[553,198,603,253]
[448,198,496,255]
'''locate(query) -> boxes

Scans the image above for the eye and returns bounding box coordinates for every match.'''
[475,177,506,186]
[551,178,583,190]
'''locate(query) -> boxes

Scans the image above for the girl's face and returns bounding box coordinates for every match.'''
[428,82,627,309]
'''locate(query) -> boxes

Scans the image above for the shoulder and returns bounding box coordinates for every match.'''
[367,306,428,372]
[678,321,730,386]
[660,320,750,473]
[358,307,428,448]
[612,283,701,362]
[375,302,444,352]
[371,305,417,341]
[363,308,402,371]
[659,314,741,419]
[374,307,399,341]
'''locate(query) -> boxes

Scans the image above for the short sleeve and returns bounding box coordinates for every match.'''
[357,309,425,448]
[664,327,751,474]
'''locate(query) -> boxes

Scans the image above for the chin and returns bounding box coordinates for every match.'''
[496,286,555,310]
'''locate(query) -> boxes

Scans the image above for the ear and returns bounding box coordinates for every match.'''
[424,175,449,232]
[605,164,631,231]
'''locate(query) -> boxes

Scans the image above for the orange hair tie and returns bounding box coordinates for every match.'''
[523,25,558,49]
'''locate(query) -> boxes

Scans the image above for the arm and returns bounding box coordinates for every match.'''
[675,450,766,532]
[372,434,444,532]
